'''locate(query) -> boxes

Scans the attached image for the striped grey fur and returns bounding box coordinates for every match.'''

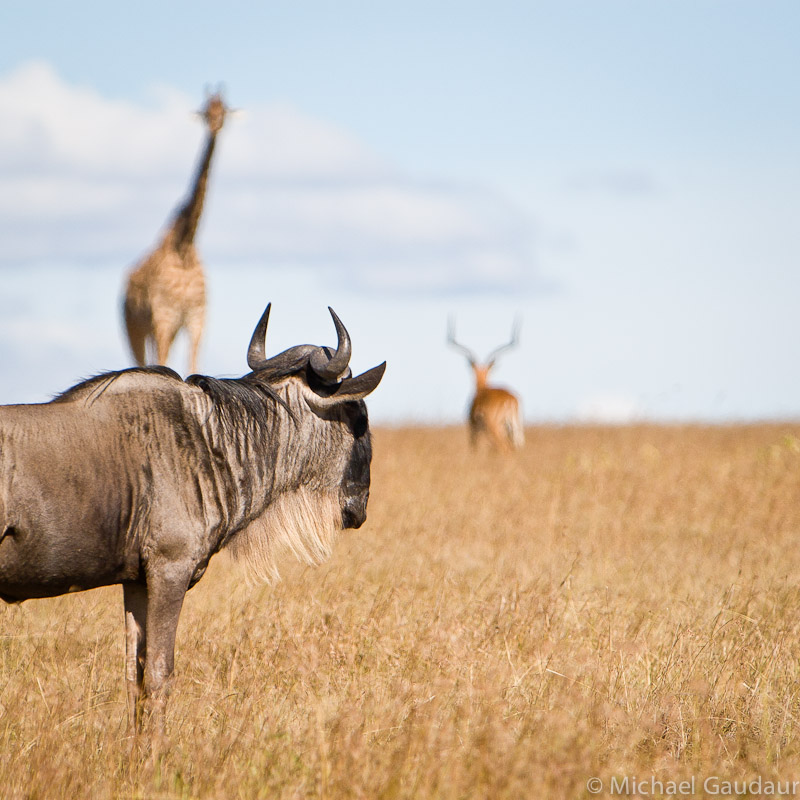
[0,305,385,730]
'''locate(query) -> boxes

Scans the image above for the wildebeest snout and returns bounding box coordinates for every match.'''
[341,490,368,529]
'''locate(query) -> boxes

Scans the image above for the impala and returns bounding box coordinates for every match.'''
[447,318,524,451]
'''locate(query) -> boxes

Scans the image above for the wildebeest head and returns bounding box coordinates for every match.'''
[244,303,384,529]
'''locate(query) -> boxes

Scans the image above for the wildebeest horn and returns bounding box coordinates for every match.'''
[307,362,387,408]
[247,303,272,370]
[309,307,352,382]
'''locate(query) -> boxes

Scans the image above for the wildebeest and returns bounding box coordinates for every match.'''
[447,317,524,451]
[0,304,385,729]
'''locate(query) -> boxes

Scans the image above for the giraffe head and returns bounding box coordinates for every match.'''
[199,90,229,135]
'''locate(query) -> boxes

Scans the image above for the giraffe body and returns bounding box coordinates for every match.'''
[123,92,228,375]
[124,237,206,372]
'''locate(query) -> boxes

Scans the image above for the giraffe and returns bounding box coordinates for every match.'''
[123,90,230,375]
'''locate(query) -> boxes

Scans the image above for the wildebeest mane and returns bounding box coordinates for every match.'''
[186,372,297,430]
[50,365,300,429]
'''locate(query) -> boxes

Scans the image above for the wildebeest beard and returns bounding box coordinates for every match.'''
[228,486,342,584]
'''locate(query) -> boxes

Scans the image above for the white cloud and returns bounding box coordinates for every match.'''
[0,62,190,177]
[576,393,643,424]
[0,61,538,292]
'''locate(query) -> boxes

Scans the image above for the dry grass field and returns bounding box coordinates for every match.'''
[2,423,800,799]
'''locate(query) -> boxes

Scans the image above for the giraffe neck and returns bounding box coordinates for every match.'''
[171,131,218,254]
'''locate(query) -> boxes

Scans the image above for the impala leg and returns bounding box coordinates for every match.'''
[497,432,513,453]
[491,421,512,453]
[123,582,148,734]
[506,413,525,450]
[468,412,483,449]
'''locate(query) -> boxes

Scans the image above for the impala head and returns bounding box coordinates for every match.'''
[447,316,521,388]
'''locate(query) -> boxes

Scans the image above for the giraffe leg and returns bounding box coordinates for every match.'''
[185,311,205,375]
[153,322,179,369]
[124,302,149,367]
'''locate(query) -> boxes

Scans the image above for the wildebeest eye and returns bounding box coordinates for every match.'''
[344,401,369,439]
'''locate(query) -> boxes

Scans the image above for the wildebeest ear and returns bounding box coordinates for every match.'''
[307,362,386,408]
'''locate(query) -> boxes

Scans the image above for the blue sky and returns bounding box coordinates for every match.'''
[1,1,798,422]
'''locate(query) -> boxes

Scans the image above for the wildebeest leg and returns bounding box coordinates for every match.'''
[142,570,191,733]
[123,582,148,733]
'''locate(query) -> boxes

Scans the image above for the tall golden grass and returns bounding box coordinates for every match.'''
[2,424,800,798]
